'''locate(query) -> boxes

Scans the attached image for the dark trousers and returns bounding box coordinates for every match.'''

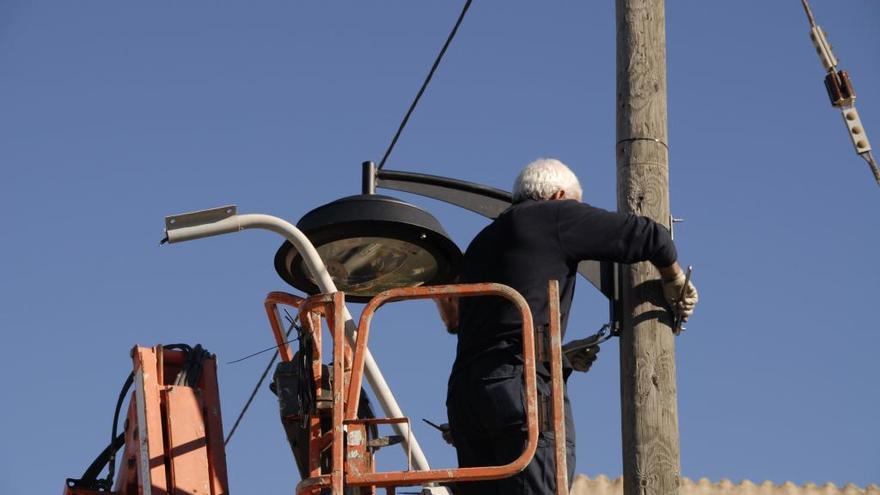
[446,351,576,495]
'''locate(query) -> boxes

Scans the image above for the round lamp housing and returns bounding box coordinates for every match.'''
[275,194,462,303]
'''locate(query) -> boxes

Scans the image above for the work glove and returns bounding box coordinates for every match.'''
[564,339,601,373]
[662,271,699,321]
[438,423,454,445]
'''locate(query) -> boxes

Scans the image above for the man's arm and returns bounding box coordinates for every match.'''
[556,201,698,320]
[556,201,677,268]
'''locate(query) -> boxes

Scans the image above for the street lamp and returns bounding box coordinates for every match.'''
[274,193,462,303]
[275,161,617,313]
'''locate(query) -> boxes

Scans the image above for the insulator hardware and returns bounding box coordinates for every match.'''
[824,70,856,108]
[839,106,872,155]
[801,0,879,187]
[809,26,838,71]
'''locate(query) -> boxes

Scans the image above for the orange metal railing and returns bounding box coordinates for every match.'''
[264,281,569,495]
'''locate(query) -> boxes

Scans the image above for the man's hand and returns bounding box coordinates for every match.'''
[438,423,454,445]
[564,338,601,373]
[424,419,455,445]
[434,297,459,334]
[661,270,699,321]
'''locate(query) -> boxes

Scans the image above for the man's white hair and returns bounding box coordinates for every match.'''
[512,158,583,203]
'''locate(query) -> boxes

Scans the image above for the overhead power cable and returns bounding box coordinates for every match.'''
[225,0,474,448]
[377,0,474,170]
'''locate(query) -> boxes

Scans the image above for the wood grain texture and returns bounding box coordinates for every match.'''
[615,1,682,495]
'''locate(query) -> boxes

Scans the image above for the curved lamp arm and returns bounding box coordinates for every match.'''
[365,162,619,306]
[161,205,440,483]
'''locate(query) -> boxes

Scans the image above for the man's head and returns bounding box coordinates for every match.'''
[512,158,583,203]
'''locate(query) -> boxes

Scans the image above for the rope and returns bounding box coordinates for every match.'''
[377,0,474,170]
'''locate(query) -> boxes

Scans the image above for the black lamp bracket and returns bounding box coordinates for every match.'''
[362,161,620,326]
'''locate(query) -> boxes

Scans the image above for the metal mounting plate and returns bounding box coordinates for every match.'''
[165,205,237,231]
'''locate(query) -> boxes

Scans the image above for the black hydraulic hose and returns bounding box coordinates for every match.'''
[105,343,199,485]
[163,343,193,354]
[78,432,126,483]
[180,344,209,387]
[296,329,316,429]
[70,343,211,490]
[106,371,134,486]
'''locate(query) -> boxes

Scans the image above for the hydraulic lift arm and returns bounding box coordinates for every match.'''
[64,345,229,495]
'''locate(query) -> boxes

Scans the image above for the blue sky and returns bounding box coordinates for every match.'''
[1,2,877,493]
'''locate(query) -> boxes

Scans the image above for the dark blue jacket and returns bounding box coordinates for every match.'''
[453,199,676,375]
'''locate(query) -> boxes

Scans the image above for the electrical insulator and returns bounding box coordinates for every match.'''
[824,70,856,108]
[801,0,880,186]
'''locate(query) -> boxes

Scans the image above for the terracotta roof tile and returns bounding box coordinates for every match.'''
[570,476,879,495]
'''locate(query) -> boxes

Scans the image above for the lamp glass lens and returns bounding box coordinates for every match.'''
[310,236,439,296]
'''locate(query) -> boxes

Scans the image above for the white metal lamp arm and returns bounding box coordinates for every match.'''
[162,205,438,479]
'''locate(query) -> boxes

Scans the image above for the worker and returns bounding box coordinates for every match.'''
[436,158,698,495]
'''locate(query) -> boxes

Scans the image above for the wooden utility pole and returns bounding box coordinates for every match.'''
[615,1,681,495]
